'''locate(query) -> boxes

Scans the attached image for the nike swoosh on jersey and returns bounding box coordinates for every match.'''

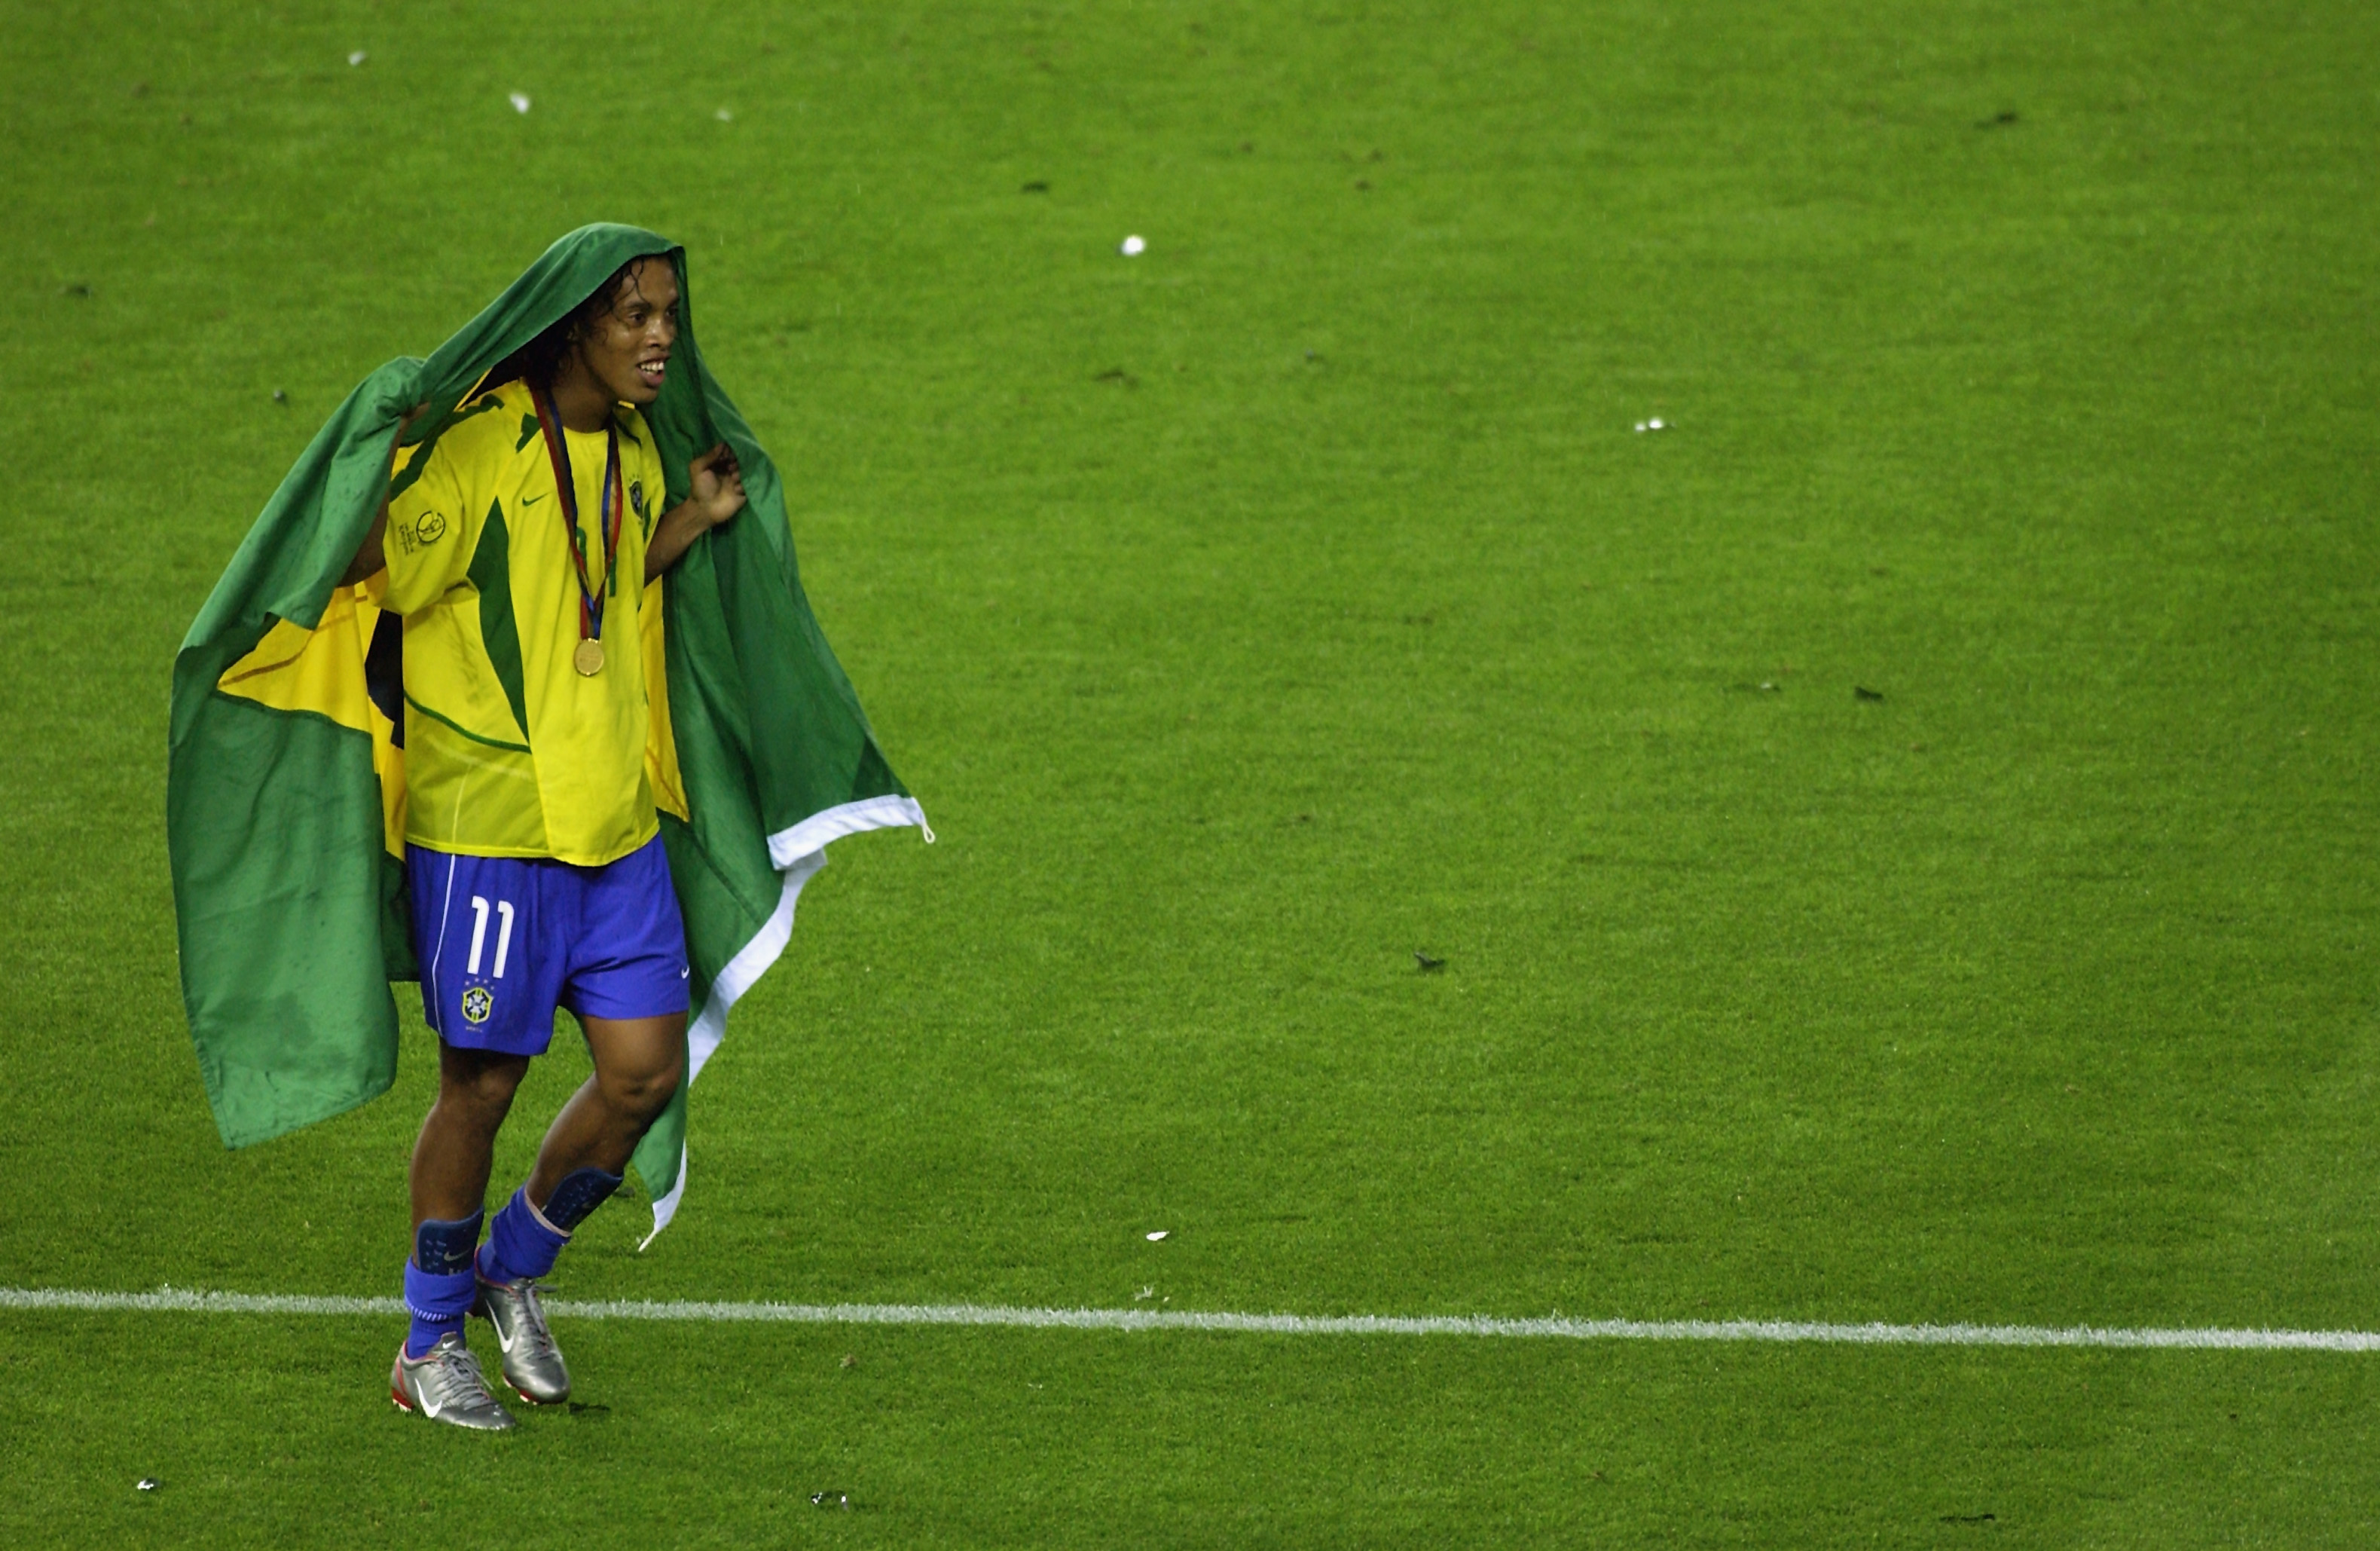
[520,492,546,506]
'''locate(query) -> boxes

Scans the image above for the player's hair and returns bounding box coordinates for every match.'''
[481,258,663,397]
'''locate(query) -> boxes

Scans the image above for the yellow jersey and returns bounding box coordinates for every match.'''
[383,379,671,865]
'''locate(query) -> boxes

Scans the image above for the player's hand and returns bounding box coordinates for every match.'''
[687,442,747,530]
[646,445,750,580]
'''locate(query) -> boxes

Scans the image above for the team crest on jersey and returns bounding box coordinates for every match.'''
[460,986,494,1026]
[629,480,647,518]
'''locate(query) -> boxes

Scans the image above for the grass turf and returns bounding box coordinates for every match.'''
[4,0,2378,1543]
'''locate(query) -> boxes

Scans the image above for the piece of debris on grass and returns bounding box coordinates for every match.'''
[1855,686,1884,701]
[1415,950,1446,973]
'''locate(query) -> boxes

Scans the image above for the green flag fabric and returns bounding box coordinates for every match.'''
[167,223,926,1241]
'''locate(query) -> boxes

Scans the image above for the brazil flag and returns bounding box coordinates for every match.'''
[168,224,927,1240]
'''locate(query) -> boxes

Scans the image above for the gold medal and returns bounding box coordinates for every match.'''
[533,387,626,687]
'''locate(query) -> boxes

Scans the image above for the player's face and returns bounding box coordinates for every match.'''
[574,258,680,408]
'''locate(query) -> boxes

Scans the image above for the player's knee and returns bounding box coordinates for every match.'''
[438,1055,525,1124]
[602,1054,683,1123]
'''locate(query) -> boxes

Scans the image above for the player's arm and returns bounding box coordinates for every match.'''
[646,442,748,580]
[339,500,393,586]
[340,402,435,586]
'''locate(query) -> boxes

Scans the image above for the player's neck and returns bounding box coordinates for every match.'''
[545,356,615,433]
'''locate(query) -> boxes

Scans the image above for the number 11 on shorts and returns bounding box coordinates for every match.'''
[466,895,516,978]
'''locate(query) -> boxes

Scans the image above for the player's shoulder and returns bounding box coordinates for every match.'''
[612,402,661,458]
[611,405,668,531]
[432,378,542,474]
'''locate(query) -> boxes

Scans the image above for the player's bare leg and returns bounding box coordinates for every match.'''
[411,1045,530,1225]
[394,1044,530,1429]
[527,1011,689,1195]
[471,1012,686,1405]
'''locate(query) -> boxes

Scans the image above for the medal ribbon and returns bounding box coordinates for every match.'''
[530,386,625,645]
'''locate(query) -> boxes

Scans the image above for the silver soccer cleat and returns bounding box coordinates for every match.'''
[390,1331,517,1430]
[475,1274,570,1405]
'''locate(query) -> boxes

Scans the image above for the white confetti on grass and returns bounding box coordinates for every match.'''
[715,107,734,121]
[509,92,531,114]
[347,50,367,66]
[1120,234,1146,256]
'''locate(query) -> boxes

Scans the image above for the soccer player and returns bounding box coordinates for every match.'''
[342,256,746,1430]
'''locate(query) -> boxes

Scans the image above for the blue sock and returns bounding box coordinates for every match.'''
[478,1170,622,1284]
[404,1211,484,1358]
[479,1188,569,1285]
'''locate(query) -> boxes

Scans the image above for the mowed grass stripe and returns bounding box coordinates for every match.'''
[8,1286,2377,1352]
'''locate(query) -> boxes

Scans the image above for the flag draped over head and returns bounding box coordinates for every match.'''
[169,223,926,1241]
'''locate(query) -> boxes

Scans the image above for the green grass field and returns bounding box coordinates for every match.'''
[6,0,2380,1543]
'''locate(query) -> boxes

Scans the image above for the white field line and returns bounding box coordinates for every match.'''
[2,1286,2376,1352]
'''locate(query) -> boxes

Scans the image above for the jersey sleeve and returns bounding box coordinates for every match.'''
[625,421,671,608]
[380,438,476,616]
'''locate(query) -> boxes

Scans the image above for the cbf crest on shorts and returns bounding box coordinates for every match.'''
[460,985,495,1025]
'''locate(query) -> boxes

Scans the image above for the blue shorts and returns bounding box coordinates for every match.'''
[408,834,690,1056]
